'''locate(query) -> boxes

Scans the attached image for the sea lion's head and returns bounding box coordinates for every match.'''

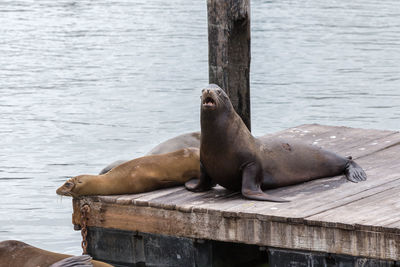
[56,176,83,198]
[200,84,233,114]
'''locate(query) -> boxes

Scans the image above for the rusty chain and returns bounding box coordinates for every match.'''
[80,204,90,255]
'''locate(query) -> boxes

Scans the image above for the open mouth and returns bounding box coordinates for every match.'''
[203,96,216,107]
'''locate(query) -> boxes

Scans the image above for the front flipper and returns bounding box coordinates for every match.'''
[241,162,289,202]
[185,162,215,192]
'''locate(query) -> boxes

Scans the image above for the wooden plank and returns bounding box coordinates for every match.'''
[95,189,171,204]
[207,0,251,130]
[125,187,185,206]
[387,220,400,228]
[307,187,400,227]
[134,187,189,207]
[166,187,239,213]
[147,188,214,210]
[262,124,395,145]
[262,124,399,158]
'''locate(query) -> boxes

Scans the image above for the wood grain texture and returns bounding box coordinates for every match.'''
[207,0,251,130]
[72,124,400,260]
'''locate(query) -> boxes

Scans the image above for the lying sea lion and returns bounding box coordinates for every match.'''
[185,84,367,202]
[147,132,200,155]
[0,240,112,267]
[99,132,200,174]
[57,148,200,197]
[98,160,126,175]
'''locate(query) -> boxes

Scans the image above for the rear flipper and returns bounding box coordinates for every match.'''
[344,157,367,183]
[50,255,93,267]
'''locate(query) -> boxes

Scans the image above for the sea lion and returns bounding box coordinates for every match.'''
[57,148,200,197]
[147,132,200,155]
[0,240,112,267]
[185,84,367,202]
[99,132,200,174]
[98,160,126,175]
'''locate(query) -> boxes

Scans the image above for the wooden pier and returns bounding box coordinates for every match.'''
[69,2,399,266]
[71,124,400,266]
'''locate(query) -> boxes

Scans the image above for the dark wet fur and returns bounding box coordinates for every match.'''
[50,255,93,267]
[344,159,367,183]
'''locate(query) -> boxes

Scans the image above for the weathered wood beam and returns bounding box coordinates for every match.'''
[72,197,400,261]
[207,0,251,130]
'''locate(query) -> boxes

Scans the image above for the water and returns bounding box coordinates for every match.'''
[0,0,399,255]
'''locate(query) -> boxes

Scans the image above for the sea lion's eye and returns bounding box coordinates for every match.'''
[65,182,72,187]
[202,89,205,93]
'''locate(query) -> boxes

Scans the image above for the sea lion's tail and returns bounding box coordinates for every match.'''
[344,157,367,183]
[50,255,93,267]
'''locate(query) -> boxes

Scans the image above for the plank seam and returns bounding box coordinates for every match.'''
[304,177,400,219]
[357,139,400,159]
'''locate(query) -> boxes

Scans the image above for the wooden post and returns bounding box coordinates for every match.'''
[207,0,251,131]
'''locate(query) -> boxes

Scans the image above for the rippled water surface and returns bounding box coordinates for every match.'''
[1,0,399,255]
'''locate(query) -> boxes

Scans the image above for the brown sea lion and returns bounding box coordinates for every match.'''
[57,148,200,197]
[99,132,200,174]
[185,84,367,202]
[0,240,112,267]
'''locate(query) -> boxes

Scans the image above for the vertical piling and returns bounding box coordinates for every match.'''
[207,0,251,131]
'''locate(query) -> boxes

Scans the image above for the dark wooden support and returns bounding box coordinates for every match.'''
[207,0,251,131]
[85,227,398,267]
[86,227,267,267]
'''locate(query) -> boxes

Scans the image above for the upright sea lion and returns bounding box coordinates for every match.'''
[99,132,200,174]
[57,148,200,197]
[0,240,112,267]
[185,84,367,202]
